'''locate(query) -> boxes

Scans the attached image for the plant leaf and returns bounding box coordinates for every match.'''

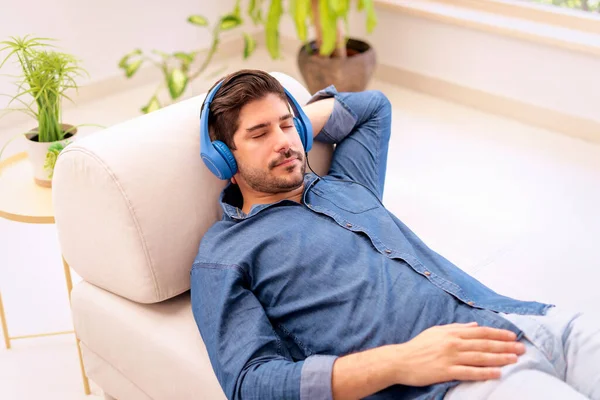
[174,51,195,63]
[243,33,256,59]
[118,48,142,68]
[167,68,188,99]
[219,14,243,30]
[248,0,257,21]
[233,0,242,18]
[0,93,36,117]
[248,0,263,24]
[293,0,310,42]
[152,49,170,60]
[125,59,143,78]
[357,0,364,11]
[266,0,283,59]
[363,0,377,33]
[174,51,196,72]
[319,0,337,56]
[0,107,36,120]
[341,0,350,15]
[0,132,25,163]
[328,0,344,15]
[141,96,161,114]
[188,15,209,26]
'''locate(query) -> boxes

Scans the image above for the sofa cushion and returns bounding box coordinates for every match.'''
[71,280,226,399]
[53,72,333,303]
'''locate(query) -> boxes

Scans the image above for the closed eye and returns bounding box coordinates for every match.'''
[252,132,266,139]
[282,125,294,130]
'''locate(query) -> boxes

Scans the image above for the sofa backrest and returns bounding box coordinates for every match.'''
[53,72,333,304]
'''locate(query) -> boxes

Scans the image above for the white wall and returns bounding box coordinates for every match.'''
[0,0,238,109]
[367,6,600,124]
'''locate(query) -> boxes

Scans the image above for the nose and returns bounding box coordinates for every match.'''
[273,125,293,154]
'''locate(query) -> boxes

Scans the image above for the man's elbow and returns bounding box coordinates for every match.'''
[371,90,392,115]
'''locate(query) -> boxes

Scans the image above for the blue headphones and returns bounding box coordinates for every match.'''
[200,79,313,180]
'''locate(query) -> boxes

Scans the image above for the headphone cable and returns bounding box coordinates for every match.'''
[304,152,385,207]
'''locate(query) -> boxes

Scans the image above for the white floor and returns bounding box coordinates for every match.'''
[1,48,600,399]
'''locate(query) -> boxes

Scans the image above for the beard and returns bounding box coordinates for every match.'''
[237,149,306,194]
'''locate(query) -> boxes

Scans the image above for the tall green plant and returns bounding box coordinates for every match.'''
[0,35,88,143]
[254,0,377,59]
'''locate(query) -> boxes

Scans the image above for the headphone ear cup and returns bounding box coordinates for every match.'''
[213,140,238,178]
[294,118,307,150]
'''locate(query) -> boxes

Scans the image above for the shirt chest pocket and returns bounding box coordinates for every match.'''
[310,180,380,214]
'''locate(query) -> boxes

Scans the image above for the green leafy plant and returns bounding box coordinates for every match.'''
[0,35,105,183]
[0,36,87,139]
[119,4,258,114]
[0,35,91,159]
[257,0,378,59]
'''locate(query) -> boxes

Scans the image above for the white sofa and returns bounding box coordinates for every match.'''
[52,72,333,400]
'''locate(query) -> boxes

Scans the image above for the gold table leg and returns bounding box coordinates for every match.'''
[63,257,74,298]
[1,290,73,346]
[0,257,90,395]
[63,257,91,395]
[76,338,91,395]
[0,291,11,349]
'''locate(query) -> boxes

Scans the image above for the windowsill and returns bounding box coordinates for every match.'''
[375,0,600,57]
[437,0,600,34]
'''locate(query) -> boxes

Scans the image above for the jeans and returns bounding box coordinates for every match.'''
[444,307,600,399]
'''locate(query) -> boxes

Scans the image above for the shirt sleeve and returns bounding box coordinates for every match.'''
[306,85,392,200]
[191,263,338,400]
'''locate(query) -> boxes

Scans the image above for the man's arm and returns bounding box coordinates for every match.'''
[191,263,337,399]
[331,322,525,400]
[302,86,392,199]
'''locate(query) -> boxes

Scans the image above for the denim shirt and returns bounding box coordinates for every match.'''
[190,86,554,400]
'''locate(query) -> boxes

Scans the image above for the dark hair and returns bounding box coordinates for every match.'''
[201,69,288,150]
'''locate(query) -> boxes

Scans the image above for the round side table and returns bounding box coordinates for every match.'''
[0,151,91,395]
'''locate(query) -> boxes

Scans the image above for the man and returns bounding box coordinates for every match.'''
[191,69,599,400]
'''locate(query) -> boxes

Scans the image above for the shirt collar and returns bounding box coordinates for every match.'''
[219,173,320,220]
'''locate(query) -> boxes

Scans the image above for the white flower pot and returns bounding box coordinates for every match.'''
[24,124,77,187]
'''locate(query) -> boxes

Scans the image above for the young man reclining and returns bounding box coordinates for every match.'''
[191,69,600,400]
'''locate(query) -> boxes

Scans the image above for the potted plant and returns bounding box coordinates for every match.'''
[0,35,89,187]
[254,0,378,94]
[118,6,257,114]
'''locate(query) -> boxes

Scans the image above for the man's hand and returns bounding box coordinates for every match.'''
[394,322,525,387]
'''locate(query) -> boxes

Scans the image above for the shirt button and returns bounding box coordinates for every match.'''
[424,271,431,276]
[346,223,353,228]
[384,249,392,254]
[467,301,475,306]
